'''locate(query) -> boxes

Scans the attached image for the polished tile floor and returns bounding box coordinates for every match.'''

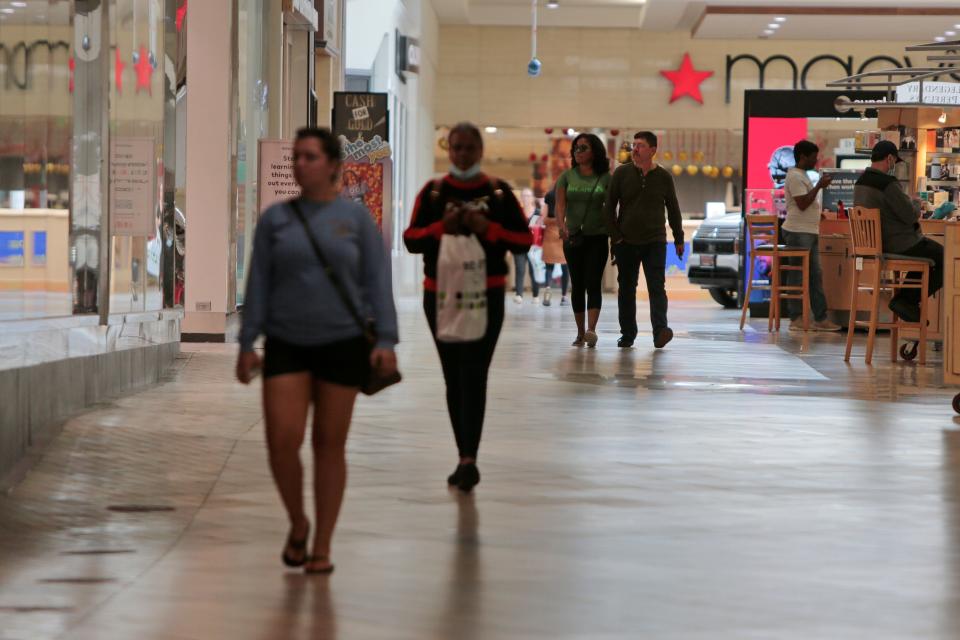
[3,297,960,639]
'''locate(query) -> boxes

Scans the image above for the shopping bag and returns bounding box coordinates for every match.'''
[436,233,488,342]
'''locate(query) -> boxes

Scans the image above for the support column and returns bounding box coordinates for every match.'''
[183,0,238,341]
[71,0,111,321]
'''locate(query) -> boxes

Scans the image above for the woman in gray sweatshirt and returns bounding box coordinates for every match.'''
[237,128,398,574]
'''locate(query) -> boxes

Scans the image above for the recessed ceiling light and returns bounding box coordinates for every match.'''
[947,31,957,37]
[763,30,775,36]
[936,36,946,42]
[0,8,14,14]
[774,17,786,23]
[768,23,780,29]
[11,1,26,6]
[484,126,497,134]
[546,0,559,8]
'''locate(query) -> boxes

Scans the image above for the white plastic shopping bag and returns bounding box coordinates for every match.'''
[436,233,488,342]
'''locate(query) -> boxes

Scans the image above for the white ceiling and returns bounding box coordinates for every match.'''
[696,14,960,42]
[432,0,960,40]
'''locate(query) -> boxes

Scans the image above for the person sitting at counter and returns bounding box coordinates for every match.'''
[783,140,840,332]
[853,140,944,323]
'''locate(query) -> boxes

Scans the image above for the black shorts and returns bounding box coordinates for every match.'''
[263,336,369,387]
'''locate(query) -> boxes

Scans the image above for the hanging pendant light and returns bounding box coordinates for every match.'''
[528,0,542,77]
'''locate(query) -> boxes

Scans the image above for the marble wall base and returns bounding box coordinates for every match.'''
[0,311,181,484]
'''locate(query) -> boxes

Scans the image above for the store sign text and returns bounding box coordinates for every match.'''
[724,53,960,104]
[340,135,391,164]
[896,81,960,106]
[0,39,69,90]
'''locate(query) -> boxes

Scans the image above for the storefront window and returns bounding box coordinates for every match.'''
[236,0,269,306]
[0,1,74,320]
[107,0,167,314]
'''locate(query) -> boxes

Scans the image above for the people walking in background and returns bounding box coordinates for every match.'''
[605,131,683,349]
[404,122,532,493]
[782,140,840,332]
[556,133,612,347]
[513,188,542,304]
[541,188,569,306]
[236,127,399,575]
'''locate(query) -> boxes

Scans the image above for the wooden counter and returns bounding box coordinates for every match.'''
[943,222,960,386]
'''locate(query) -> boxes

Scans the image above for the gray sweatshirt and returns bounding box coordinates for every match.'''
[239,198,398,352]
[852,168,923,254]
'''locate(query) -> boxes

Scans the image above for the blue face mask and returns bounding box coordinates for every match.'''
[450,163,482,181]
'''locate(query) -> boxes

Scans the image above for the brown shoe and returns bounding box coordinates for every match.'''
[654,327,674,349]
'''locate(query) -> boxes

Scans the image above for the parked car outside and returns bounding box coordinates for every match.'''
[686,213,742,308]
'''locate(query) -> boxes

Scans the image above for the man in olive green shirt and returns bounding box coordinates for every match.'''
[604,131,685,349]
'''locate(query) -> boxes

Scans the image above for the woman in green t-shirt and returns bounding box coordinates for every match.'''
[556,133,611,347]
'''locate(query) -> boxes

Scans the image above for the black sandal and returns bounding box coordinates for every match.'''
[282,523,310,568]
[304,555,335,575]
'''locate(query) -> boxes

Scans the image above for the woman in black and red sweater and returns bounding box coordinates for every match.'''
[405,122,532,492]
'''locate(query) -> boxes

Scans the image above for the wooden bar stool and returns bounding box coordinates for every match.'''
[843,206,932,365]
[739,214,811,332]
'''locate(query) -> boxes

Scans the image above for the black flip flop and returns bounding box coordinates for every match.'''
[282,524,310,568]
[304,555,335,575]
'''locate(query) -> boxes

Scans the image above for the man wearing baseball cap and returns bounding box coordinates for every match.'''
[853,140,943,323]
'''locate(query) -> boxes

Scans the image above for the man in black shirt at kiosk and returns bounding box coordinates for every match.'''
[604,131,685,349]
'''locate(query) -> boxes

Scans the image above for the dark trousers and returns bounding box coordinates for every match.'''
[424,290,505,459]
[544,263,569,296]
[613,241,668,339]
[781,230,828,322]
[894,237,945,304]
[512,253,539,297]
[563,235,608,313]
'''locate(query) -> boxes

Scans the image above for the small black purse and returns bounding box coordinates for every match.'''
[289,199,401,396]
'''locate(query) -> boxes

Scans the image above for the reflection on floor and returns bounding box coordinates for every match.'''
[2,297,960,639]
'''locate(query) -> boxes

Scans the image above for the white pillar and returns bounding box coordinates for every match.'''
[183,0,237,339]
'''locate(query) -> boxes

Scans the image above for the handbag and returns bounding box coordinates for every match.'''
[564,175,603,249]
[288,198,402,396]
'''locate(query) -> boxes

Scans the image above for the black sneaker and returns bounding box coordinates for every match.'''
[457,463,480,493]
[617,336,635,348]
[889,297,921,324]
[654,327,674,349]
[447,464,464,486]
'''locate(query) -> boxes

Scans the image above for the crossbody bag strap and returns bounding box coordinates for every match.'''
[288,198,370,337]
[575,175,603,232]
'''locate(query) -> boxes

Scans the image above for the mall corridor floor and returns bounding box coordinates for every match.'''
[2,298,960,639]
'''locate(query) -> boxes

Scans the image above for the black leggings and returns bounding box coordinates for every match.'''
[424,290,505,459]
[513,252,539,297]
[563,235,608,313]
[544,263,569,296]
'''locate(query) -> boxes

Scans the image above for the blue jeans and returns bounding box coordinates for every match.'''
[780,230,827,322]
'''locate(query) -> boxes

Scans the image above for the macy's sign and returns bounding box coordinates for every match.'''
[724,52,960,103]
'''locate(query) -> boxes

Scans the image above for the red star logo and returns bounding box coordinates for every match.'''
[133,46,153,95]
[115,47,126,93]
[660,53,713,105]
[68,57,75,93]
[176,1,187,32]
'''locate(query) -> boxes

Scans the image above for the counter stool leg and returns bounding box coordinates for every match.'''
[865,267,882,365]
[801,254,811,332]
[890,319,900,363]
[740,256,755,331]
[769,256,778,333]
[844,267,859,362]
[919,266,929,365]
